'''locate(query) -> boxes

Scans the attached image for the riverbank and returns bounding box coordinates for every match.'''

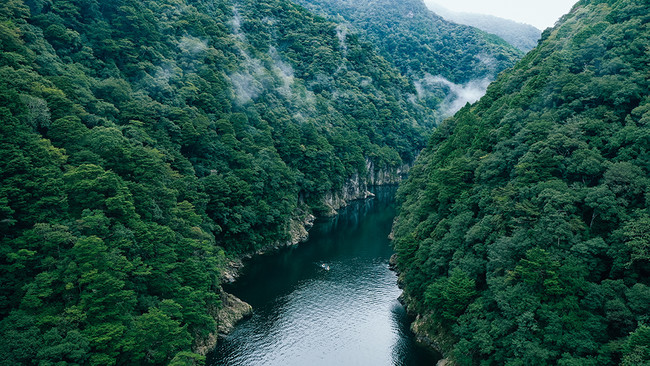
[219,209,316,285]
[398,298,457,366]
[390,254,453,365]
[207,186,439,365]
[200,164,410,357]
[194,210,315,355]
[196,195,372,356]
[194,290,253,356]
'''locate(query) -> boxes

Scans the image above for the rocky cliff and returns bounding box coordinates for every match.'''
[322,159,411,215]
[194,291,253,356]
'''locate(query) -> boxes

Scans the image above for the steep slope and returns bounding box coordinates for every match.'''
[424,2,542,52]
[291,0,523,119]
[0,0,433,363]
[393,0,650,364]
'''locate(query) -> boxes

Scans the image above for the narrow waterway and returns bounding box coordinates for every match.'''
[208,187,441,366]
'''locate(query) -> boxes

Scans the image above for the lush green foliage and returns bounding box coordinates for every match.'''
[0,0,444,363]
[393,0,650,364]
[295,0,521,82]
[291,0,523,118]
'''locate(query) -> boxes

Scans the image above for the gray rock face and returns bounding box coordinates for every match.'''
[321,158,411,216]
[194,291,253,356]
[321,172,375,216]
[217,292,253,335]
[365,158,411,186]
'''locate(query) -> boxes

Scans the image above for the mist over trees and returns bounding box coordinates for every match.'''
[2,0,647,364]
[0,0,443,363]
[291,0,523,122]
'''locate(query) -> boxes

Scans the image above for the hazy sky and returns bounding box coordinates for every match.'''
[428,0,577,29]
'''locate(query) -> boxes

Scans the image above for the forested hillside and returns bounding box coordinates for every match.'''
[393,0,650,364]
[424,2,542,52]
[291,0,523,118]
[0,0,437,363]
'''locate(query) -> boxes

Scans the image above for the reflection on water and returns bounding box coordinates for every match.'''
[208,186,440,366]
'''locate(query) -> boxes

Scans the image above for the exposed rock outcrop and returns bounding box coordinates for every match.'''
[365,158,410,186]
[252,209,316,255]
[284,209,316,247]
[396,278,454,364]
[194,291,252,356]
[208,157,412,355]
[220,210,315,284]
[221,258,245,284]
[321,158,411,216]
[321,172,375,216]
[217,291,253,335]
[388,253,398,271]
[410,315,445,354]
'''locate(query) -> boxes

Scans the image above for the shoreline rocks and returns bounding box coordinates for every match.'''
[395,281,453,364]
[194,291,253,356]
[217,292,253,335]
[204,162,411,356]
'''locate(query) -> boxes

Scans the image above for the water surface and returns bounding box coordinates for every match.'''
[208,187,440,365]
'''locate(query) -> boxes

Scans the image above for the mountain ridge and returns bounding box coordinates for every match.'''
[423,1,542,52]
[392,0,650,364]
[291,0,523,120]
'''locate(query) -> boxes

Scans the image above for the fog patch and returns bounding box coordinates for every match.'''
[154,66,174,86]
[359,76,372,87]
[228,8,266,104]
[415,73,491,117]
[146,64,183,97]
[226,9,317,112]
[477,53,497,70]
[269,46,317,111]
[229,54,265,104]
[336,24,348,54]
[178,36,208,55]
[269,46,295,96]
[269,47,294,79]
[230,72,261,104]
[231,10,243,39]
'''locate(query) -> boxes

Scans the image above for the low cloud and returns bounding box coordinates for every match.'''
[415,73,491,117]
[178,36,208,55]
[230,71,263,104]
[336,24,349,54]
[269,46,295,97]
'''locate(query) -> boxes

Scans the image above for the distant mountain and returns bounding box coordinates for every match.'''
[393,0,650,364]
[292,0,523,119]
[424,2,542,52]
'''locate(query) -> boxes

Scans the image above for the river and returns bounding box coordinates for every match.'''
[208,187,441,365]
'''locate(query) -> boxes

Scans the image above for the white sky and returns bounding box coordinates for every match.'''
[428,0,578,29]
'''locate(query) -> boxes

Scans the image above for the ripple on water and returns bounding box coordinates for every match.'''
[216,265,408,365]
[209,188,440,366]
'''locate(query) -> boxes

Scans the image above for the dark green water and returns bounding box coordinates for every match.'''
[208,187,440,366]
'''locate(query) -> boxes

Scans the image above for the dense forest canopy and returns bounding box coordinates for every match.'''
[0,0,455,363]
[392,0,650,364]
[291,0,523,119]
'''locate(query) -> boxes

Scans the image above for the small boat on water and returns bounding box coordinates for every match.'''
[320,263,330,271]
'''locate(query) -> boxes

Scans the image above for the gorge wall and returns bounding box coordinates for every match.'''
[322,158,411,216]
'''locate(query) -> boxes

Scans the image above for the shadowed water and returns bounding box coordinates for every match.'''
[208,187,440,365]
